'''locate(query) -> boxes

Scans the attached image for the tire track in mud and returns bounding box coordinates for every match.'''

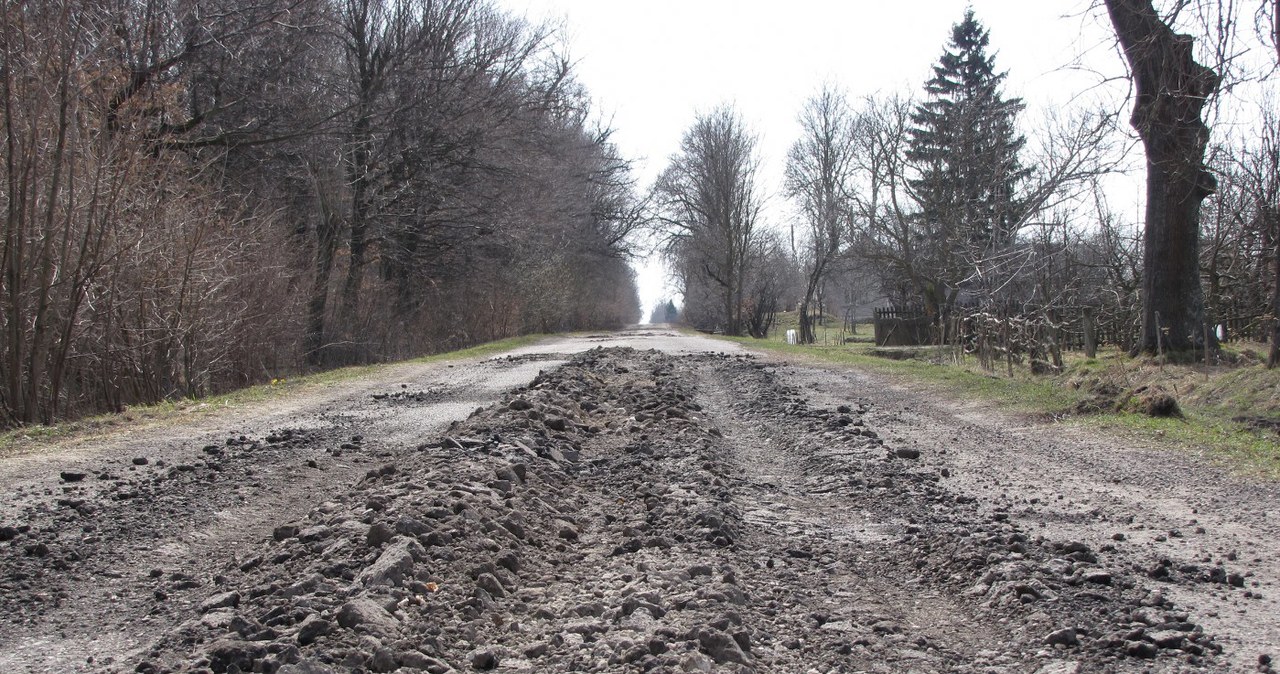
[688,355,1015,672]
[683,353,1224,673]
[780,361,1280,673]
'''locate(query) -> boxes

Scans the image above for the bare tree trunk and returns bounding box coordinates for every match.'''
[307,209,340,366]
[343,114,371,319]
[1270,230,1280,367]
[1104,0,1219,354]
[306,166,342,367]
[1083,307,1098,358]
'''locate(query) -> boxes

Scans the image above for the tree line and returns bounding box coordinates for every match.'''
[657,1,1278,364]
[0,0,641,426]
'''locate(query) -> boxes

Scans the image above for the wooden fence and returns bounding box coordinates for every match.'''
[872,305,934,347]
[873,304,1269,350]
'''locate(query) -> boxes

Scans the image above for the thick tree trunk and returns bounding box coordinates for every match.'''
[798,301,814,344]
[1104,0,1219,354]
[1137,151,1215,352]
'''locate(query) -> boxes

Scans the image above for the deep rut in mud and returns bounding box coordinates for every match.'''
[1,338,1270,673]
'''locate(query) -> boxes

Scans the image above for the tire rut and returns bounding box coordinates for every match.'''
[689,356,1023,672]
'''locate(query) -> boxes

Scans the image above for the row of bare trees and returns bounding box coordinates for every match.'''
[0,0,640,426]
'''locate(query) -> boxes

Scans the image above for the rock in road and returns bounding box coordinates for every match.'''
[0,328,1276,673]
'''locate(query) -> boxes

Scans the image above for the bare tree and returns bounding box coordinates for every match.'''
[0,0,642,427]
[655,106,764,336]
[785,85,857,343]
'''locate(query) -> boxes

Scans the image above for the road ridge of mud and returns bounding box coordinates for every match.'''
[106,347,1226,673]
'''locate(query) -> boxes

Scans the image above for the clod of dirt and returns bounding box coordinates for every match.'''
[1138,389,1182,417]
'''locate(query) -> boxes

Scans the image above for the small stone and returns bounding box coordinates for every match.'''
[871,620,902,635]
[398,652,444,671]
[508,398,532,411]
[731,629,751,653]
[199,591,240,613]
[59,471,87,482]
[359,538,422,587]
[557,526,579,541]
[1034,663,1081,674]
[680,652,714,673]
[1082,571,1112,585]
[336,598,399,634]
[470,649,498,670]
[697,626,749,665]
[476,573,505,599]
[369,647,398,673]
[1147,630,1185,649]
[132,457,149,466]
[278,659,337,674]
[1125,641,1158,658]
[366,523,395,547]
[296,615,331,645]
[203,640,266,673]
[688,564,714,578]
[894,447,921,460]
[1045,627,1077,647]
[496,552,521,573]
[545,416,569,432]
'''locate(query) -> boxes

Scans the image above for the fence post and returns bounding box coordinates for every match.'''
[1083,307,1097,359]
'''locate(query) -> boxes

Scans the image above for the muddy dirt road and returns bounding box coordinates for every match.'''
[0,327,1275,673]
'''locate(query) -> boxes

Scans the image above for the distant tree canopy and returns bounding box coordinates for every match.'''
[648,299,679,324]
[0,0,640,426]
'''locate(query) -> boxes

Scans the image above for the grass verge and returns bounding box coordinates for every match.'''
[0,333,547,456]
[709,315,1280,478]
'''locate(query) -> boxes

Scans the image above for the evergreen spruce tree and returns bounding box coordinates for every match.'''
[907,10,1029,312]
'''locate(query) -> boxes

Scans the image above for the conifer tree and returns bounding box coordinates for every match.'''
[907,10,1029,313]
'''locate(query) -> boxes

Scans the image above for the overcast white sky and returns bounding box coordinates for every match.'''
[491,0,1240,318]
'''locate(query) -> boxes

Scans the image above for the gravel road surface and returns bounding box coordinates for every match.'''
[0,327,1275,673]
